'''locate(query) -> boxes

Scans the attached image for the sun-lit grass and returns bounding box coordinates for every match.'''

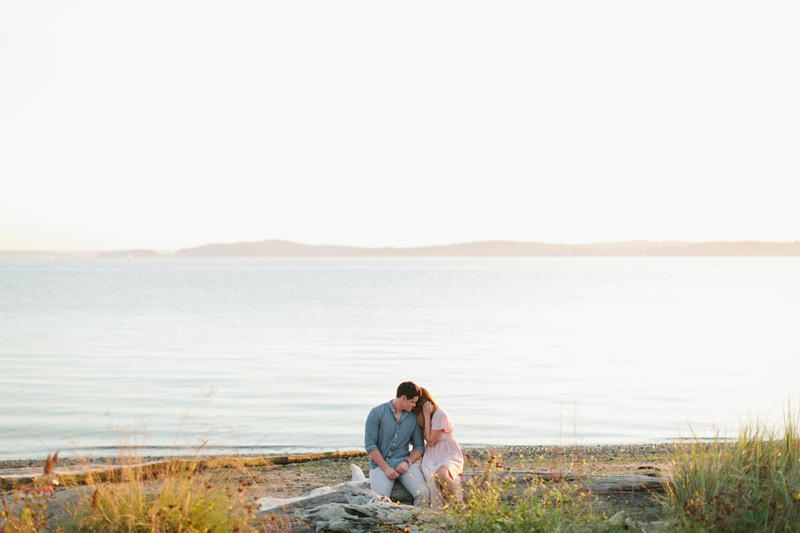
[664,407,800,532]
[61,459,264,533]
[0,453,289,533]
[1,453,60,533]
[1,479,55,533]
[435,449,632,533]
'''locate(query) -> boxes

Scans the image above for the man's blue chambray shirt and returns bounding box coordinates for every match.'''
[364,401,425,470]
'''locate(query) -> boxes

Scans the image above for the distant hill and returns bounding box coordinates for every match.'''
[0,251,100,259]
[173,239,800,257]
[97,249,163,259]
[4,240,799,260]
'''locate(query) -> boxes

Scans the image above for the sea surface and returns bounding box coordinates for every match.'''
[1,257,799,461]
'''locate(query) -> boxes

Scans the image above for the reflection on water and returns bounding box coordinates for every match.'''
[1,257,799,460]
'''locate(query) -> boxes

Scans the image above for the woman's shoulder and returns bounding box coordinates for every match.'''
[433,407,452,422]
[431,407,455,432]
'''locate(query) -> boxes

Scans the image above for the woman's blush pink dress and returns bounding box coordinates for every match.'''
[421,408,464,507]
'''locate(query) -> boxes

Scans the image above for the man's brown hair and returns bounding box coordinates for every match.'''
[396,381,421,400]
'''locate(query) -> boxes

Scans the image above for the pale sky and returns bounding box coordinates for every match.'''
[1,1,798,251]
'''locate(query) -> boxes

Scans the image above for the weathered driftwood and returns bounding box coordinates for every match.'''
[302,500,418,533]
[0,451,367,491]
[588,474,668,494]
[254,465,424,532]
[462,469,670,493]
[257,482,371,513]
[256,464,414,514]
[201,451,367,469]
[298,484,420,533]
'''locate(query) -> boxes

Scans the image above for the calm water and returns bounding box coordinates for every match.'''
[1,257,799,461]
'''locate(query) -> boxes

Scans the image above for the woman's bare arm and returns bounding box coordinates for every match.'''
[423,402,443,445]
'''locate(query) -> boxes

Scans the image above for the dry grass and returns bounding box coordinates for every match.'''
[1,472,57,532]
[2,453,296,533]
[664,407,800,532]
[440,448,634,533]
[62,460,260,532]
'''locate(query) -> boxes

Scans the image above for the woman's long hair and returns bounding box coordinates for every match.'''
[414,387,439,428]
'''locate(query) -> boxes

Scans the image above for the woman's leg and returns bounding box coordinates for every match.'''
[434,465,459,506]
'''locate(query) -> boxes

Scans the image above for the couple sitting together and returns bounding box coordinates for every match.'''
[364,381,463,508]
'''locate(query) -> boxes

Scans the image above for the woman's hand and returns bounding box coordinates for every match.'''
[423,401,435,416]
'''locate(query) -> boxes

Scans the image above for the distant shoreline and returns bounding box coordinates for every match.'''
[2,239,800,259]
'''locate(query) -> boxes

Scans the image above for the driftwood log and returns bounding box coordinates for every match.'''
[257,483,421,533]
[256,464,415,514]
[0,451,368,491]
[298,484,419,533]
[256,465,422,533]
[460,468,668,493]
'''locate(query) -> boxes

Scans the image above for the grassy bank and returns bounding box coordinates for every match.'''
[665,410,800,532]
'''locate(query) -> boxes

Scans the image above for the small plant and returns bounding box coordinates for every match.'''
[62,460,267,533]
[441,449,626,533]
[665,406,800,532]
[1,453,59,533]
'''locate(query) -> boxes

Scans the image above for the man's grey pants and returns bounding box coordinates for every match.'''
[369,465,429,506]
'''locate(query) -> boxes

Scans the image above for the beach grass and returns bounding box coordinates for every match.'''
[435,450,635,533]
[60,460,260,533]
[1,452,288,533]
[664,406,800,532]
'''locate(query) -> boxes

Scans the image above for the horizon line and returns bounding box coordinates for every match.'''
[3,237,800,254]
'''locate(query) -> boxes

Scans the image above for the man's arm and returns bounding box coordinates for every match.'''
[365,407,399,480]
[411,418,425,454]
[369,450,398,479]
[394,448,422,475]
[406,450,422,464]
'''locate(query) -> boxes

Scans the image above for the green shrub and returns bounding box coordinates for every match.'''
[1,453,60,533]
[1,481,56,533]
[439,452,628,533]
[665,408,800,532]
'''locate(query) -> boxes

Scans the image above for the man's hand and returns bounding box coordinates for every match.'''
[383,465,400,480]
[394,460,408,475]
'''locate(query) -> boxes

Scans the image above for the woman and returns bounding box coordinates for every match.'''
[415,387,464,508]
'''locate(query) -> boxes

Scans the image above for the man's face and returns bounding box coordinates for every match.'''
[399,395,419,412]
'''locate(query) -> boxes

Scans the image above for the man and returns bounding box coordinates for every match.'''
[364,381,429,505]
